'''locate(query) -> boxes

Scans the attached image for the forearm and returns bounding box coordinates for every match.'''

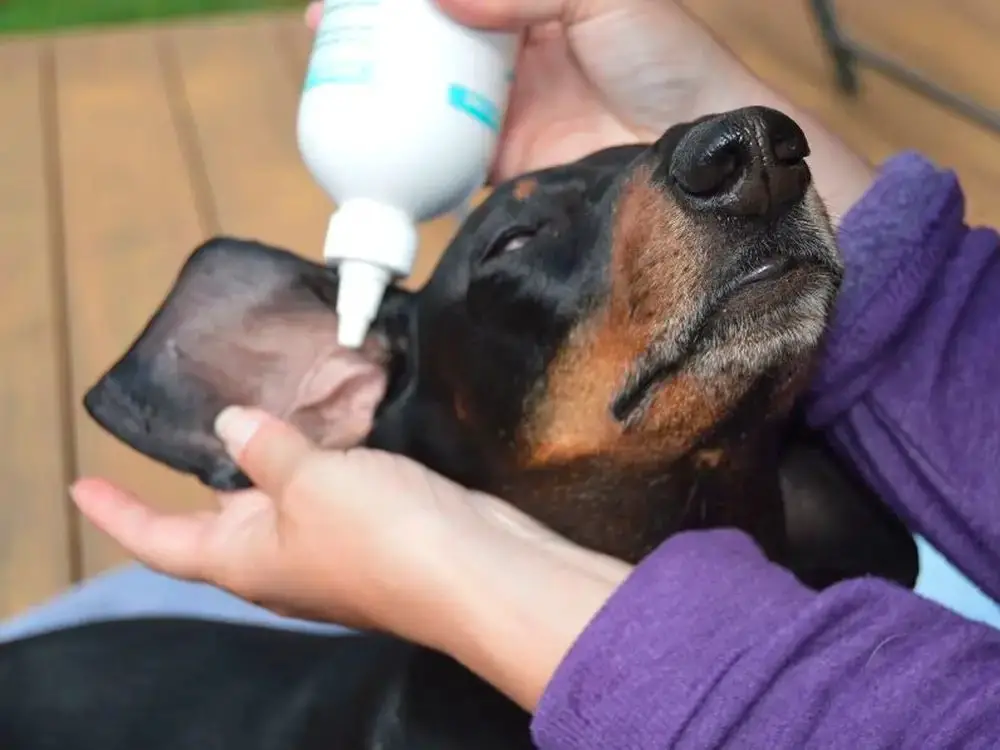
[438,518,631,712]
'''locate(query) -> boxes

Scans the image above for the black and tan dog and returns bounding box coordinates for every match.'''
[0,106,917,750]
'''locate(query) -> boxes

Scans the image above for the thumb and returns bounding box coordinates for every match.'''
[434,0,578,29]
[214,407,320,501]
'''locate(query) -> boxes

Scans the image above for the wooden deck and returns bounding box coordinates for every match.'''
[0,11,462,618]
[2,1,1000,619]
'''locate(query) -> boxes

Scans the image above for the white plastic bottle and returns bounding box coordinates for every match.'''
[298,0,518,348]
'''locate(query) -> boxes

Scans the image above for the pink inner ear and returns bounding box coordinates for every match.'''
[179,306,391,453]
[241,312,390,451]
[87,239,403,487]
[285,340,389,450]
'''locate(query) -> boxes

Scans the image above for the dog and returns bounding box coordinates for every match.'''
[0,106,918,750]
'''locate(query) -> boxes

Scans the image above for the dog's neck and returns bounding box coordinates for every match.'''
[480,419,788,565]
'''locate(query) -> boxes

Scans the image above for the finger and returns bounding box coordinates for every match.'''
[71,478,215,580]
[435,0,583,28]
[214,406,319,501]
[305,2,322,30]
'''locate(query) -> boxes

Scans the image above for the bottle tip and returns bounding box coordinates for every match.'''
[336,311,373,349]
[334,259,392,350]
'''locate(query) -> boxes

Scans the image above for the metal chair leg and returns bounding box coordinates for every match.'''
[804,0,1000,133]
[807,0,859,95]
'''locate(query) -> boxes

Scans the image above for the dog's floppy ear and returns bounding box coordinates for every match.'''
[83,237,413,491]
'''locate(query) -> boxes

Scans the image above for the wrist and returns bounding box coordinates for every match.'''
[431,513,631,711]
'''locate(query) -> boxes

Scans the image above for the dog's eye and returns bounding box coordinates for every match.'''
[482,227,537,263]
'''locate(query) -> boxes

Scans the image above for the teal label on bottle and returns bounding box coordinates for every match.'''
[304,61,373,89]
[447,84,501,132]
[304,0,379,91]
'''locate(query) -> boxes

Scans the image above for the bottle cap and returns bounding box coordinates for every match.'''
[323,199,420,349]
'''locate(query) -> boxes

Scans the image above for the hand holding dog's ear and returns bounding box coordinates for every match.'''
[71,407,612,653]
[71,407,484,644]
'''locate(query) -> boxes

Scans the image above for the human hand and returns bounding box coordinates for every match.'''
[70,406,524,641]
[305,0,874,220]
[72,406,630,709]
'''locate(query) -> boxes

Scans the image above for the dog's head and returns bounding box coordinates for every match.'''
[85,106,842,562]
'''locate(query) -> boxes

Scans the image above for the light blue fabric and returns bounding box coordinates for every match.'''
[913,534,1000,630]
[2,535,997,645]
[0,564,350,644]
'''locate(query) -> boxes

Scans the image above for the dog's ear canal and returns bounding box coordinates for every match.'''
[82,237,414,491]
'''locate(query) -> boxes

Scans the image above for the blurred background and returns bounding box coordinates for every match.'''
[1,0,999,619]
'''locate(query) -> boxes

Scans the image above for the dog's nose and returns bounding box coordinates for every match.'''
[668,107,810,218]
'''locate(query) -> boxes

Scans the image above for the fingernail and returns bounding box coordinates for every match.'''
[214,406,262,457]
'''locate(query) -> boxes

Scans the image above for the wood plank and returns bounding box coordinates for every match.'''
[54,28,215,577]
[0,39,74,618]
[165,16,330,252]
[840,0,1000,111]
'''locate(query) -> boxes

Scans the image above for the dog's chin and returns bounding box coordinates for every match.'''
[718,264,836,323]
[688,264,840,380]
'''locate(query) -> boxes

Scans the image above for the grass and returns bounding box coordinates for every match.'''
[0,0,303,34]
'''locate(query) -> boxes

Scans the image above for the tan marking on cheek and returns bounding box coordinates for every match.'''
[522,319,633,465]
[512,178,539,201]
[640,373,728,452]
[608,166,704,331]
[520,167,723,467]
[523,336,727,465]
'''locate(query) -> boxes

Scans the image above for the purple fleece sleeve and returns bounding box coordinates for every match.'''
[530,153,1000,749]
[807,152,1000,600]
[532,531,1000,749]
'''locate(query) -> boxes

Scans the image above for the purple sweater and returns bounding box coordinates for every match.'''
[530,153,1000,749]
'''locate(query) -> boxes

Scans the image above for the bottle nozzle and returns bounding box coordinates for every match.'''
[322,200,419,348]
[335,259,391,348]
